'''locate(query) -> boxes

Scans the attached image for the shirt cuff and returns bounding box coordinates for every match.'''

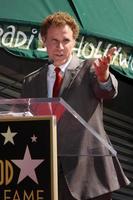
[98,76,112,91]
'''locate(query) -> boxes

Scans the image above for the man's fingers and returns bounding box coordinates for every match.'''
[94,47,117,69]
[107,47,117,57]
[106,47,117,63]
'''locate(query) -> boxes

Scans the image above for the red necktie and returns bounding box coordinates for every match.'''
[53,67,63,97]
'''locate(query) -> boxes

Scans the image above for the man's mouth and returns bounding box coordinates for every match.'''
[55,54,64,57]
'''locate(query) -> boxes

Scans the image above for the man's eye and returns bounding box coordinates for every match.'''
[52,40,58,44]
[64,39,70,43]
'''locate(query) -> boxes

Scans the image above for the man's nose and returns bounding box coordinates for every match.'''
[57,42,64,49]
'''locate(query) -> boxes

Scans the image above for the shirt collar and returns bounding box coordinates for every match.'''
[48,55,72,73]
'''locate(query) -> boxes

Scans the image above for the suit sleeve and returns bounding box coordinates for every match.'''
[90,66,118,100]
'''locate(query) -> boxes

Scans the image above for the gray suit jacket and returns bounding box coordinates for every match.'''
[22,55,130,199]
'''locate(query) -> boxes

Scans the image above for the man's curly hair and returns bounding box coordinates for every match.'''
[40,11,79,40]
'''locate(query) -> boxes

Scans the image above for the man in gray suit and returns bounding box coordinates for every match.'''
[21,12,130,200]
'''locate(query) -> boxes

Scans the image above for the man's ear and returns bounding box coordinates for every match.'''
[73,39,76,47]
[42,43,46,48]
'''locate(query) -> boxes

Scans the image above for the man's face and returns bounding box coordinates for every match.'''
[43,25,76,66]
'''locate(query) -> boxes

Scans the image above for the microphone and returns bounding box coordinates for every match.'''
[24,58,54,79]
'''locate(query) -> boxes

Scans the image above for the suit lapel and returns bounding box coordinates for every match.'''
[59,55,83,95]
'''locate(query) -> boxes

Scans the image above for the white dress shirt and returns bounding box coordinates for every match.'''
[47,56,72,97]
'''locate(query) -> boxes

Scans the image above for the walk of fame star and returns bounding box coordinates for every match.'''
[11,145,44,184]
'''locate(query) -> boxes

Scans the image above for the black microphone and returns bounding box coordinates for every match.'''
[24,58,54,79]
